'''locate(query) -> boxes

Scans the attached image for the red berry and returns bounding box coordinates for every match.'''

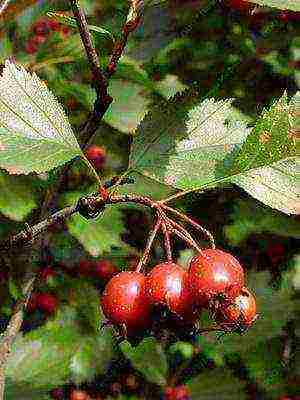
[216,287,258,332]
[85,145,106,170]
[33,18,50,35]
[188,249,245,307]
[101,271,151,335]
[70,390,90,400]
[165,385,190,400]
[48,19,61,32]
[78,260,93,277]
[40,266,56,281]
[145,263,198,322]
[37,293,58,314]
[32,34,47,46]
[25,40,38,55]
[226,0,252,11]
[94,260,118,281]
[50,388,64,399]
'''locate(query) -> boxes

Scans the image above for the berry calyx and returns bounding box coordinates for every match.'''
[85,145,106,170]
[101,271,151,335]
[188,249,245,307]
[215,287,258,332]
[145,262,198,322]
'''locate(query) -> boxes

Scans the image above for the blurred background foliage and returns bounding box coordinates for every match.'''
[0,0,299,399]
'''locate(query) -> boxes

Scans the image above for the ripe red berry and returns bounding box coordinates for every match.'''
[215,287,258,332]
[94,260,118,281]
[25,40,38,55]
[32,34,47,46]
[33,18,50,35]
[101,271,151,335]
[78,260,93,277]
[37,293,58,314]
[188,249,245,307]
[85,145,106,170]
[27,292,39,313]
[165,385,190,400]
[70,390,90,400]
[145,263,198,322]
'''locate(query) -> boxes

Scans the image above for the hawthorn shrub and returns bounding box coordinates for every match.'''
[0,0,299,400]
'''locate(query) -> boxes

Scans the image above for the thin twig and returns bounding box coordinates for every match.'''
[170,227,202,254]
[135,217,162,273]
[106,1,142,77]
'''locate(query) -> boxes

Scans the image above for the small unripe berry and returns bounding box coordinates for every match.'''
[101,271,151,335]
[85,145,106,170]
[188,249,245,307]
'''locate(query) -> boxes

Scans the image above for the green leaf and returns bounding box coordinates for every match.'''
[130,95,251,188]
[0,171,38,221]
[5,306,114,391]
[60,190,129,257]
[231,157,299,215]
[47,12,115,43]
[224,199,300,246]
[0,60,82,175]
[104,79,151,134]
[188,369,247,400]
[121,338,168,386]
[130,92,297,214]
[247,0,300,12]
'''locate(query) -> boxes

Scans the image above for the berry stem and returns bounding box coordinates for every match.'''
[170,226,202,254]
[161,220,172,262]
[160,204,215,249]
[135,217,162,273]
[81,155,103,187]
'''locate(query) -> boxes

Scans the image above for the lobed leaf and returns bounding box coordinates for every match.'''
[0,60,82,175]
[247,0,300,12]
[130,91,297,214]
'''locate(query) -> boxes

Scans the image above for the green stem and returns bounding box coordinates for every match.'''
[81,155,103,187]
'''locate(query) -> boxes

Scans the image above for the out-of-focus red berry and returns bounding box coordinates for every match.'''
[48,19,61,32]
[266,242,285,264]
[40,267,56,281]
[78,260,93,277]
[61,26,71,37]
[226,0,252,12]
[85,145,107,170]
[37,293,58,314]
[70,390,90,400]
[33,18,50,35]
[50,388,64,399]
[165,385,190,400]
[32,35,47,46]
[94,260,118,281]
[25,40,38,55]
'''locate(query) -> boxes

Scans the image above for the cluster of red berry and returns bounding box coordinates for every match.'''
[25,17,70,55]
[101,248,258,338]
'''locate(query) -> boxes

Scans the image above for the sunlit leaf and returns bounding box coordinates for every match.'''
[248,0,300,11]
[0,60,82,175]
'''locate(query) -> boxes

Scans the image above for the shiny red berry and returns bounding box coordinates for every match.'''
[145,262,198,322]
[37,293,58,314]
[188,249,245,307]
[85,145,106,170]
[101,271,151,334]
[216,287,258,332]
